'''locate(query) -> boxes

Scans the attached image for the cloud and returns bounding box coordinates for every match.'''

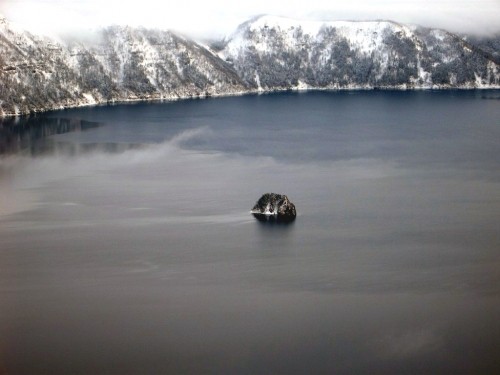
[1,0,499,38]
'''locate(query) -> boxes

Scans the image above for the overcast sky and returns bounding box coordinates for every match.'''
[1,0,499,38]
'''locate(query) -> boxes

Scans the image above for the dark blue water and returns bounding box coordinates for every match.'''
[1,91,499,374]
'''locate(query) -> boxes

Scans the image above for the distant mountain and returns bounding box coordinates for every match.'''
[1,14,499,116]
[0,15,246,116]
[462,33,500,64]
[217,15,500,91]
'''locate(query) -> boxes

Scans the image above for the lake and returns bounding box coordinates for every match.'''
[1,90,499,374]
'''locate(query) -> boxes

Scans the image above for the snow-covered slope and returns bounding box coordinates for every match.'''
[0,15,246,116]
[218,15,500,90]
[1,14,499,116]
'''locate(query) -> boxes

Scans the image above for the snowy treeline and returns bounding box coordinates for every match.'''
[1,15,499,116]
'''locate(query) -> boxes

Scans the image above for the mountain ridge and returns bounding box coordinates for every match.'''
[218,15,500,91]
[1,14,499,117]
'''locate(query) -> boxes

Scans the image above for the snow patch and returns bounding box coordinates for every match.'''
[474,73,485,88]
[82,93,96,104]
[255,72,263,91]
[295,80,309,90]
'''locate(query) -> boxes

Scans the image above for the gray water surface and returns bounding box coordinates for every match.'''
[1,91,499,374]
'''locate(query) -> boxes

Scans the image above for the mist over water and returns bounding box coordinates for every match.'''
[1,91,500,374]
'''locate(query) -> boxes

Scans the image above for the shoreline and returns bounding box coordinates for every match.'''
[1,85,500,119]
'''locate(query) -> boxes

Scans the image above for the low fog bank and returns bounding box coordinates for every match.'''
[1,1,500,40]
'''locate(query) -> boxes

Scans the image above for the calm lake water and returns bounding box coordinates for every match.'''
[1,91,499,374]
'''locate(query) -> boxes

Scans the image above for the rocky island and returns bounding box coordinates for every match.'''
[251,193,297,223]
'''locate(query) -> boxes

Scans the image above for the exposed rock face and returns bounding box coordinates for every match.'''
[251,193,296,222]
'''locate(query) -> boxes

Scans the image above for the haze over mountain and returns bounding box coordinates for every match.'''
[1,0,499,38]
[0,14,499,116]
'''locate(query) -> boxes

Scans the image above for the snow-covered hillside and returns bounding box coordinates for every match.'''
[0,15,246,116]
[218,15,500,90]
[1,14,499,116]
